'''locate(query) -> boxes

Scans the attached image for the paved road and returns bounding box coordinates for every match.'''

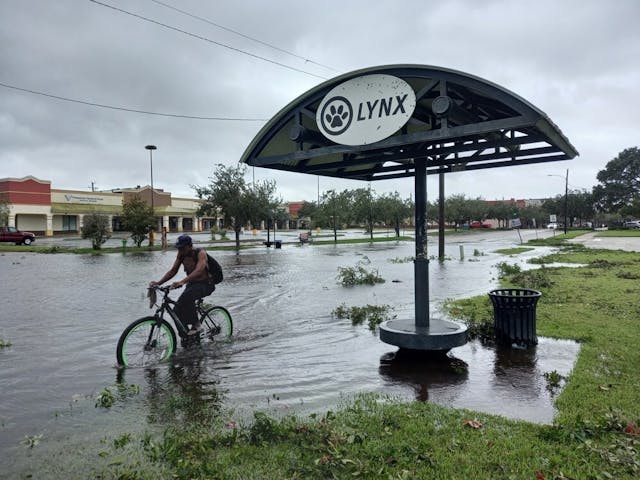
[26,228,640,252]
[569,231,640,252]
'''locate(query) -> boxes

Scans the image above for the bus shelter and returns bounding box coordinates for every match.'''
[240,64,578,352]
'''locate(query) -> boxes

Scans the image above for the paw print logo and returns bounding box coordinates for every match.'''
[327,104,348,128]
[319,96,352,136]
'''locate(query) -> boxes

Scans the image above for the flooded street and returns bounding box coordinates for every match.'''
[0,229,578,476]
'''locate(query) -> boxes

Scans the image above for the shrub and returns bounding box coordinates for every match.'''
[81,212,111,250]
[337,261,385,286]
[332,304,395,331]
[510,268,553,289]
[495,261,521,277]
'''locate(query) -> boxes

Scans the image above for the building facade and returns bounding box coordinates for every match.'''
[0,176,220,236]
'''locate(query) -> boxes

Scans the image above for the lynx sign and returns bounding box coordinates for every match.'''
[316,74,416,146]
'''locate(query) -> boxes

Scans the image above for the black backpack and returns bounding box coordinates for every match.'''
[195,248,223,284]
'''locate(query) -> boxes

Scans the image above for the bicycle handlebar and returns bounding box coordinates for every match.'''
[149,284,182,294]
[147,284,180,309]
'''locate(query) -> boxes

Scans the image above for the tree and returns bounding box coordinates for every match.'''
[443,194,466,229]
[568,189,595,227]
[317,189,354,243]
[0,194,9,226]
[593,147,640,214]
[121,194,155,247]
[543,189,595,228]
[519,204,545,229]
[296,201,318,229]
[81,212,111,250]
[351,187,377,239]
[488,201,519,228]
[444,194,481,229]
[194,164,279,249]
[376,192,413,237]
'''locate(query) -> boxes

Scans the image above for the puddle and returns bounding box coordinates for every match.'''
[380,337,579,424]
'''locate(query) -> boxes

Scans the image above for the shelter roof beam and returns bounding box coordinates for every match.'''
[250,115,539,168]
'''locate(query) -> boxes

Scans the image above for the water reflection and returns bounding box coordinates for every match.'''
[117,358,225,426]
[376,336,579,423]
[493,343,539,396]
[379,350,469,401]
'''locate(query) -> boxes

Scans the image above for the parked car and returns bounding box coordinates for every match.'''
[0,226,36,245]
[547,222,558,229]
[469,221,491,229]
[623,220,640,229]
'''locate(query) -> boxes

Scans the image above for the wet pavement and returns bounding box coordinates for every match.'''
[0,228,580,476]
[568,231,640,251]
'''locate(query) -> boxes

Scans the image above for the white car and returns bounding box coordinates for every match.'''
[547,222,558,229]
[623,220,640,229]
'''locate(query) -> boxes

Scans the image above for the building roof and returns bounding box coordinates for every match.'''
[240,64,578,181]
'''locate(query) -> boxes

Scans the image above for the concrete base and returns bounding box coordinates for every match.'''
[379,318,467,351]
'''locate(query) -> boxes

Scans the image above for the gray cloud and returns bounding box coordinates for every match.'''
[1,0,638,202]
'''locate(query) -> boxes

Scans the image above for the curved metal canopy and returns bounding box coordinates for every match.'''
[240,64,578,180]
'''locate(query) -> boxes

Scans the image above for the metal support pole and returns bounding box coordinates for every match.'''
[438,170,445,259]
[414,158,429,328]
[564,168,568,235]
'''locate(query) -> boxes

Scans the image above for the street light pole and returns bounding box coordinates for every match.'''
[547,169,569,234]
[145,145,157,244]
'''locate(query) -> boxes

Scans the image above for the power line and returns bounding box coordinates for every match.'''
[0,81,268,121]
[148,0,338,73]
[88,0,329,80]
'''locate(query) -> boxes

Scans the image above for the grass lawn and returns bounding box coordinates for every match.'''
[85,239,640,479]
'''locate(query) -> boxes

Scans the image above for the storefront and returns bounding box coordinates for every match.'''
[0,176,219,236]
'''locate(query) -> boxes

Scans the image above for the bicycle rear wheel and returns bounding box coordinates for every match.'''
[116,317,177,367]
[200,306,233,341]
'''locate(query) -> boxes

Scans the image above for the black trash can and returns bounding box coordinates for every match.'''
[274,240,282,249]
[488,288,541,346]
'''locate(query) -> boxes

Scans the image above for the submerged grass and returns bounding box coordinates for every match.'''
[494,246,535,255]
[310,236,412,246]
[332,303,395,331]
[0,235,411,254]
[34,239,640,479]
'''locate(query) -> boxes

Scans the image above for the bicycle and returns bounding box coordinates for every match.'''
[116,285,233,368]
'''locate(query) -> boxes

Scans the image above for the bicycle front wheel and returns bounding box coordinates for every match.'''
[200,306,233,341]
[116,317,177,368]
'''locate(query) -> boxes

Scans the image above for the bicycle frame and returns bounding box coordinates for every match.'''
[151,286,190,337]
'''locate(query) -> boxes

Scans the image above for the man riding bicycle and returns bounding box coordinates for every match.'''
[149,234,215,335]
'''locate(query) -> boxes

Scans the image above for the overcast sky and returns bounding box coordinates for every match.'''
[1,0,638,204]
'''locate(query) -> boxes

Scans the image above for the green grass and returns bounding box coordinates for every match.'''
[526,229,591,246]
[87,244,640,479]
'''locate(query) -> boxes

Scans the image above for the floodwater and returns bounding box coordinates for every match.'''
[0,229,579,477]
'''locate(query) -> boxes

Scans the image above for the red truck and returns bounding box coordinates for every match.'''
[0,226,36,245]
